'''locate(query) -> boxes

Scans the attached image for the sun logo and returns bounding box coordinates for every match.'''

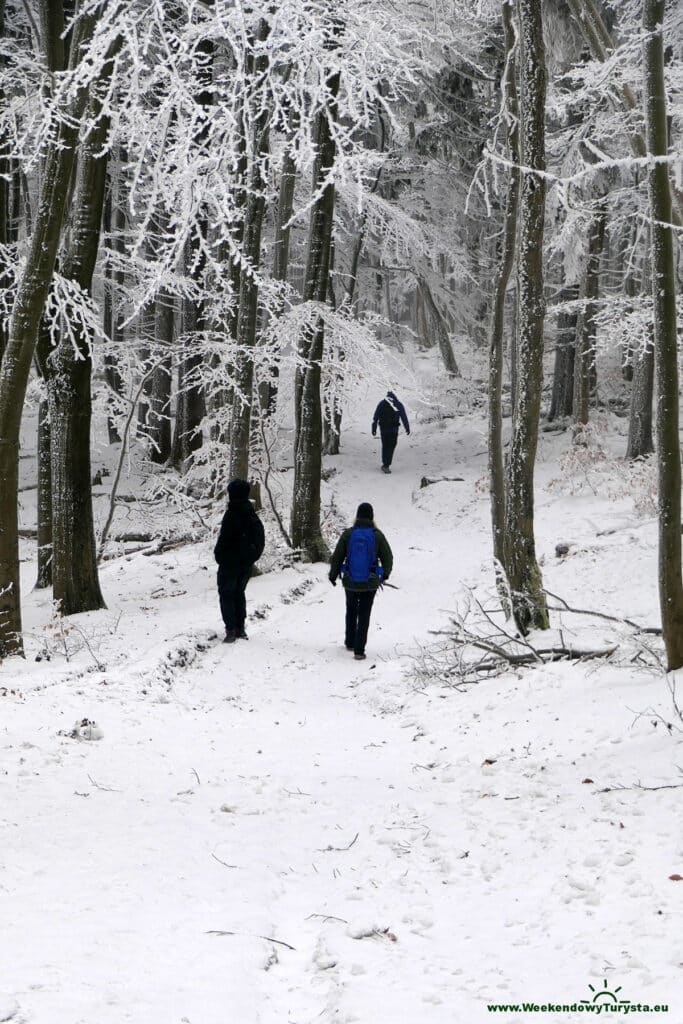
[581,979,630,1007]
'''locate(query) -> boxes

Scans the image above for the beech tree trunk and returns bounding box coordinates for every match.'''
[47,75,115,616]
[502,0,549,634]
[548,285,578,421]
[148,290,173,464]
[573,203,606,434]
[102,162,124,443]
[291,31,341,561]
[260,131,297,415]
[229,18,271,481]
[34,321,52,589]
[0,5,101,654]
[625,329,654,459]
[488,0,519,572]
[642,0,683,668]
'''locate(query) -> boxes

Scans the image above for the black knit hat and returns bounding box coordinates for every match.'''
[357,502,374,520]
[228,478,251,501]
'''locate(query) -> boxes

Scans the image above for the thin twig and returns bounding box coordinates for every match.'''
[87,774,120,793]
[211,853,238,869]
[319,832,359,853]
[206,930,295,951]
[544,588,661,634]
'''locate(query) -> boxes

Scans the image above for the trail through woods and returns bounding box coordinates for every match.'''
[2,386,682,1023]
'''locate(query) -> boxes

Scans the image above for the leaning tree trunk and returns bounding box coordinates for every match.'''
[502,0,549,634]
[422,278,460,378]
[47,78,115,616]
[643,0,683,668]
[488,0,520,573]
[572,202,606,436]
[568,0,683,227]
[290,45,341,561]
[548,285,579,421]
[229,18,271,481]
[0,5,101,655]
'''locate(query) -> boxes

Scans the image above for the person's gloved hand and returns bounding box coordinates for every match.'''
[406,429,411,435]
[372,426,377,437]
[329,574,337,586]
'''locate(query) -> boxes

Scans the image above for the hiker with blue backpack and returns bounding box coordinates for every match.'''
[328,502,393,661]
[372,391,410,473]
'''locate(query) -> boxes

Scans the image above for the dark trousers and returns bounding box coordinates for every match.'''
[380,429,399,468]
[218,566,251,632]
[345,589,376,655]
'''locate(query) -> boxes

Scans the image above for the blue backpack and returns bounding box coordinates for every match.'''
[343,527,382,584]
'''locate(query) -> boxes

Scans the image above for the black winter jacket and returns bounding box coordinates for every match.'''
[329,517,394,592]
[214,499,265,572]
[372,395,410,436]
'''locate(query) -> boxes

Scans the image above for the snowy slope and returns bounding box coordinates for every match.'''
[2,383,682,1024]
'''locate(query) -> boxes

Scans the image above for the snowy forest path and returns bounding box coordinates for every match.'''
[3,407,682,1023]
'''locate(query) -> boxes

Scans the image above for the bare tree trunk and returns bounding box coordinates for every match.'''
[291,30,341,561]
[488,0,519,571]
[0,5,101,655]
[229,19,271,481]
[102,160,124,442]
[260,131,297,415]
[47,69,116,615]
[503,0,549,634]
[34,323,52,589]
[172,286,205,468]
[422,278,460,377]
[148,290,173,464]
[548,285,578,421]
[643,0,683,668]
[626,329,654,459]
[573,203,606,435]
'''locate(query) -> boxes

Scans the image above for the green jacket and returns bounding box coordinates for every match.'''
[329,517,394,592]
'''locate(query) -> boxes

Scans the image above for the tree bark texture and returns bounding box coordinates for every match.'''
[502,0,549,634]
[34,321,52,589]
[548,285,578,421]
[642,0,683,668]
[625,329,654,459]
[0,5,101,654]
[488,0,519,572]
[148,291,173,464]
[573,203,606,433]
[260,133,297,415]
[229,18,271,481]
[47,80,113,616]
[290,47,341,561]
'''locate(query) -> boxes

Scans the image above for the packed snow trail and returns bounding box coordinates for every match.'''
[2,402,681,1023]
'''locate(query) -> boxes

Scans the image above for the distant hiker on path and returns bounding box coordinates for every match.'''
[214,479,265,643]
[372,391,410,473]
[328,502,393,660]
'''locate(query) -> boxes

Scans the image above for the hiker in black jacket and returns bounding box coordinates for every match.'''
[214,479,265,643]
[371,391,410,473]
[328,502,393,660]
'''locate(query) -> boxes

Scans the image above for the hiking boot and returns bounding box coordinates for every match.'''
[345,643,354,651]
[381,465,391,474]
[237,629,248,640]
[223,629,237,644]
[354,653,366,661]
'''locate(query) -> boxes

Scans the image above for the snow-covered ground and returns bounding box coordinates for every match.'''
[2,370,682,1024]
